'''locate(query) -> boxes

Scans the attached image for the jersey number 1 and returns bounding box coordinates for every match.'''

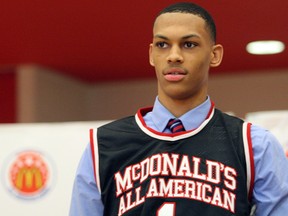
[157,202,176,216]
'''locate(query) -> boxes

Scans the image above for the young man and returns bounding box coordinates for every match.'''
[69,2,288,215]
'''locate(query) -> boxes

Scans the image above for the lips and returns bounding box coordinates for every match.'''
[164,68,186,82]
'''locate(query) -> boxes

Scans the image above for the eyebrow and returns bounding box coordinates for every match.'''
[154,34,200,40]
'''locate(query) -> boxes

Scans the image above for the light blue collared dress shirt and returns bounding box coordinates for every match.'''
[69,97,288,216]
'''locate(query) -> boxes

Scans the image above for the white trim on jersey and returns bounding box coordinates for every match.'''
[135,108,215,141]
[90,128,102,194]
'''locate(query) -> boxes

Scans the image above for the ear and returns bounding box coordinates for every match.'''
[149,43,155,66]
[210,44,224,68]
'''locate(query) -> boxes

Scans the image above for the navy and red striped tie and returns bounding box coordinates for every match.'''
[167,118,185,133]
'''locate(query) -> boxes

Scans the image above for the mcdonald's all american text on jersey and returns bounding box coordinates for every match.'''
[114,153,237,215]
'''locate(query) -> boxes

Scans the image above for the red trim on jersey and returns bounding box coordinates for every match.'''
[137,107,189,137]
[136,101,215,137]
[246,123,255,200]
[206,101,214,120]
[89,129,97,183]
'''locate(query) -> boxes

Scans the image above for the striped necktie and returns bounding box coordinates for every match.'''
[167,118,185,133]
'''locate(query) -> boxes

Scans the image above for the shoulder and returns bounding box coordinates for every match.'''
[250,124,284,154]
[215,109,243,121]
[249,124,288,214]
[97,115,136,132]
[213,109,244,130]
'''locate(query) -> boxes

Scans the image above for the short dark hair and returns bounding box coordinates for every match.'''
[156,2,216,42]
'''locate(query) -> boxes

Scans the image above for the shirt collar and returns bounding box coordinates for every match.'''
[151,96,212,132]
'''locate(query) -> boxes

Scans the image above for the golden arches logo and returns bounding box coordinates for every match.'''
[14,167,45,193]
[9,151,49,196]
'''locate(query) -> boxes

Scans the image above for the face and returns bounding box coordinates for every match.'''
[149,12,223,103]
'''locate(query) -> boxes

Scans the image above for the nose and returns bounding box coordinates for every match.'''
[167,46,184,64]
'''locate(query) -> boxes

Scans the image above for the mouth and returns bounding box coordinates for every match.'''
[164,68,186,75]
[164,68,187,81]
[167,72,184,75]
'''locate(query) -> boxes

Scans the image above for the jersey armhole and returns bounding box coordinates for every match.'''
[242,122,255,201]
[90,128,101,194]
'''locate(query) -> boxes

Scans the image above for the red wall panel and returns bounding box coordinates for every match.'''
[0,71,16,123]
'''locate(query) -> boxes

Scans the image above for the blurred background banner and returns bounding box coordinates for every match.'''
[246,111,288,157]
[0,121,109,216]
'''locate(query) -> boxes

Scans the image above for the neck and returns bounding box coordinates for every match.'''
[158,94,207,118]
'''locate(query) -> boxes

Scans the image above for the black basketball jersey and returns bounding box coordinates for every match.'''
[90,107,254,216]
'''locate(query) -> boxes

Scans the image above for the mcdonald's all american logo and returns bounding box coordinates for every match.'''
[4,150,54,199]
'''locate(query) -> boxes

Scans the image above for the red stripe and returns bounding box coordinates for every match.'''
[246,123,255,200]
[167,120,174,127]
[172,124,184,132]
[89,129,97,183]
[206,101,215,120]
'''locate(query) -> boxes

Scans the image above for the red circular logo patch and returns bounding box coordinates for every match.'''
[4,150,54,199]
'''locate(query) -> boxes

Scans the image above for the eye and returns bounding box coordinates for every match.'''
[184,42,197,48]
[156,41,168,48]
